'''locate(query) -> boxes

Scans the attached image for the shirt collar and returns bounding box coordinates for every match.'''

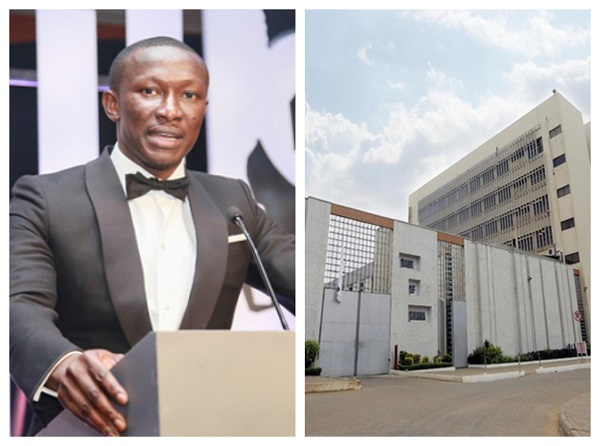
[110,142,187,194]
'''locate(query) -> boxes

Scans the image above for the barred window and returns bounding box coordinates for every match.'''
[497,159,509,177]
[408,310,427,321]
[517,234,534,251]
[532,195,549,216]
[325,214,393,294]
[536,226,553,249]
[530,166,546,185]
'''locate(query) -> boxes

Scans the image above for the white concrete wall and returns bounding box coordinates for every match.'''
[304,199,332,341]
[465,240,581,356]
[390,222,439,359]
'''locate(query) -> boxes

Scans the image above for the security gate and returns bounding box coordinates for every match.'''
[318,288,391,376]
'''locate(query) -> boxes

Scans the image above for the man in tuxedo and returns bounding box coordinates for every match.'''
[10,36,295,436]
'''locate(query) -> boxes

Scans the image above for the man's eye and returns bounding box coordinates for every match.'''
[183,92,197,99]
[142,88,155,95]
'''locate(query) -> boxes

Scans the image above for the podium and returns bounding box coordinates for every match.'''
[37,330,295,436]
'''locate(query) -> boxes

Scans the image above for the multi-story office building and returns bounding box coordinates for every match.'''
[408,93,590,339]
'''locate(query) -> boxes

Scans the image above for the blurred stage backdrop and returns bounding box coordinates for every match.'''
[9,9,295,435]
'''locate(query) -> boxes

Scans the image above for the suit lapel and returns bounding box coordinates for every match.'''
[85,150,153,347]
[179,174,228,329]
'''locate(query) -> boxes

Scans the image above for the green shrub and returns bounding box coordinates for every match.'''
[468,340,504,364]
[413,354,421,364]
[305,340,320,368]
[398,350,408,364]
[422,356,429,364]
[396,361,452,371]
[305,367,322,376]
[404,356,414,366]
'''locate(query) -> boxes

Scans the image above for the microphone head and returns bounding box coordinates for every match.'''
[226,206,244,223]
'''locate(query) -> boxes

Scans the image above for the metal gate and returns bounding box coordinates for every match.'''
[319,288,391,376]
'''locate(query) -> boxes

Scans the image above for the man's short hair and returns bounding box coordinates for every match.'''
[107,36,209,91]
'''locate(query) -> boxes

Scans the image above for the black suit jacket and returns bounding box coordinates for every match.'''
[9,148,295,431]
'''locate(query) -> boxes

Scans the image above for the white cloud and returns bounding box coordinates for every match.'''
[305,81,544,220]
[357,43,374,66]
[389,81,405,92]
[506,58,591,120]
[426,63,464,91]
[411,10,589,58]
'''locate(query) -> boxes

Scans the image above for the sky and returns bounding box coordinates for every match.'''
[305,9,591,222]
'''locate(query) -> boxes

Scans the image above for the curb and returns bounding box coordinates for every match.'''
[559,393,590,436]
[305,379,362,394]
[536,363,590,374]
[392,369,525,383]
[462,370,525,383]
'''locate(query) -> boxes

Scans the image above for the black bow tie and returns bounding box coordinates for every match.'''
[125,172,190,201]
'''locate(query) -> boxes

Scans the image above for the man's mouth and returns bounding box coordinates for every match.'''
[147,129,183,147]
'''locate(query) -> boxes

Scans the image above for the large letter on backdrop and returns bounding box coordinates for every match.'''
[202,10,296,330]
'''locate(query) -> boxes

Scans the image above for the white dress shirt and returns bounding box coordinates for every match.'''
[111,143,197,331]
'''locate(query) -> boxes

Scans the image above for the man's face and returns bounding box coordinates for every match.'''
[103,45,209,179]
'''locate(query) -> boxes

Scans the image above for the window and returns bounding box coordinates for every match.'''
[458,207,470,223]
[409,310,426,321]
[557,185,571,198]
[483,194,496,210]
[532,195,549,216]
[515,204,530,225]
[484,220,497,236]
[527,137,543,159]
[530,166,546,185]
[498,185,511,203]
[497,159,509,177]
[565,252,580,264]
[549,125,562,139]
[536,226,553,248]
[408,280,420,295]
[511,146,525,162]
[561,218,575,231]
[408,306,429,322]
[553,154,566,168]
[400,254,419,270]
[499,213,513,230]
[401,258,414,269]
[517,234,534,251]
[471,226,483,240]
[513,175,528,193]
[481,167,495,185]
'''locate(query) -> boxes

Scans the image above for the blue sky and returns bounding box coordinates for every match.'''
[305,9,591,221]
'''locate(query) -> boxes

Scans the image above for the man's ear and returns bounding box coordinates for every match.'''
[102,90,120,122]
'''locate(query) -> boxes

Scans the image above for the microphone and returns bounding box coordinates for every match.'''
[226,206,290,330]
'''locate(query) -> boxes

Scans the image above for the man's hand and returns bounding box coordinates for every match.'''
[48,349,128,436]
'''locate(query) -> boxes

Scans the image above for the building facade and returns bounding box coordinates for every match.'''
[408,93,590,340]
[306,198,585,377]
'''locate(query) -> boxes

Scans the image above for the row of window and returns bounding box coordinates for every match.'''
[432,186,549,234]
[499,226,554,251]
[418,137,545,222]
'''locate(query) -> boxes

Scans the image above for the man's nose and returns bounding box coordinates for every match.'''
[156,94,183,121]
